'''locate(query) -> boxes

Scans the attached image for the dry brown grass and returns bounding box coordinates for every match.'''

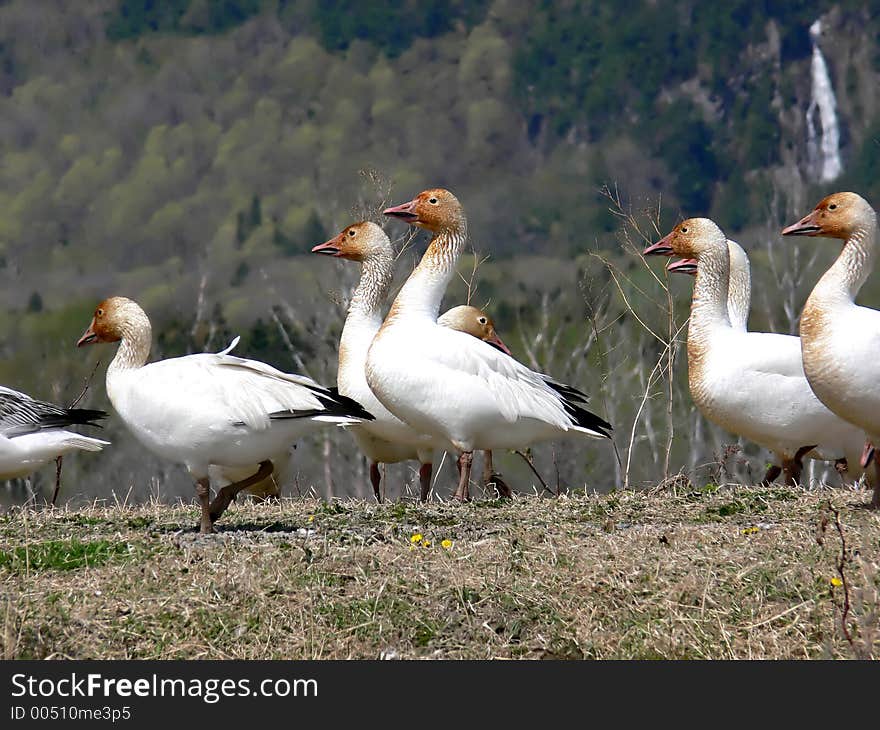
[0,483,878,659]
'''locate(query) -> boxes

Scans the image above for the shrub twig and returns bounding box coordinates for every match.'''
[52,359,102,507]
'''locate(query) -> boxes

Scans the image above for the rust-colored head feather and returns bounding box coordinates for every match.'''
[383,188,464,234]
[311,221,390,261]
[650,218,727,259]
[438,305,512,355]
[76,296,150,348]
[782,192,875,240]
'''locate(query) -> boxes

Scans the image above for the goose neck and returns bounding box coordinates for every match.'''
[816,215,878,303]
[348,249,395,320]
[390,226,467,321]
[108,319,152,376]
[689,246,732,340]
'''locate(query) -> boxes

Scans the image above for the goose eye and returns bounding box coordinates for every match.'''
[97,308,104,317]
[478,317,487,325]
[348,229,356,236]
[429,197,438,205]
[828,203,837,210]
[680,226,688,234]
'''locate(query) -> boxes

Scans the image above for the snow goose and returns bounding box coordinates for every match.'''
[644,218,869,487]
[669,240,793,483]
[369,188,612,501]
[436,305,513,496]
[782,191,880,507]
[312,222,513,500]
[0,386,108,480]
[76,296,373,532]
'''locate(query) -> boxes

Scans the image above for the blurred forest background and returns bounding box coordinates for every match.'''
[1,0,879,506]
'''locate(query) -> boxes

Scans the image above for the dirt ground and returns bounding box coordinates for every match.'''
[1,482,877,659]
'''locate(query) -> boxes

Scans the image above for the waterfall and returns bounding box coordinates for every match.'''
[805,19,843,182]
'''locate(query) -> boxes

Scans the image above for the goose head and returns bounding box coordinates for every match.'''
[643,218,727,260]
[438,305,512,356]
[311,221,390,261]
[383,188,464,233]
[77,296,150,347]
[781,192,875,240]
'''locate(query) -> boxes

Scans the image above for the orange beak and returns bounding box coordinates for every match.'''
[643,231,675,256]
[311,231,346,257]
[781,209,821,236]
[383,198,419,223]
[485,328,512,357]
[76,319,98,348]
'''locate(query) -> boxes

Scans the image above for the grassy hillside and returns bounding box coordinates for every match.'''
[2,484,878,659]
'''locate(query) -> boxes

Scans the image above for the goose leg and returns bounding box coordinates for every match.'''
[208,460,274,525]
[369,462,382,503]
[761,463,782,487]
[453,451,473,502]
[785,444,815,487]
[873,459,880,510]
[419,462,433,502]
[481,450,512,498]
[195,477,213,535]
[861,441,875,469]
[781,457,800,487]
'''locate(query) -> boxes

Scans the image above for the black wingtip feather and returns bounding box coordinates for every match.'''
[63,407,108,429]
[546,380,612,438]
[317,388,375,421]
[267,387,375,423]
[545,379,592,404]
[566,403,613,438]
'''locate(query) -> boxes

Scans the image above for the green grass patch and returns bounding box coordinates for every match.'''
[0,538,138,574]
[702,487,800,521]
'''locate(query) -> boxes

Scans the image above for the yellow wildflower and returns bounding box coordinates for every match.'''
[830,577,843,587]
[410,533,423,544]
[422,540,431,547]
[441,539,453,550]
[307,515,315,523]
[742,526,759,535]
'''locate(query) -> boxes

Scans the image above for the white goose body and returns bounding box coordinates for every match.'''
[367,190,611,462]
[800,298,880,429]
[78,297,371,481]
[0,386,109,479]
[337,296,439,463]
[370,323,602,450]
[652,219,867,470]
[109,340,366,477]
[687,323,856,459]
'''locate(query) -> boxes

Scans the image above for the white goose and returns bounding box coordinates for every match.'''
[312,222,513,501]
[668,239,811,483]
[437,305,514,498]
[0,386,108,480]
[367,188,612,501]
[76,296,373,532]
[782,191,880,507]
[644,218,869,487]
